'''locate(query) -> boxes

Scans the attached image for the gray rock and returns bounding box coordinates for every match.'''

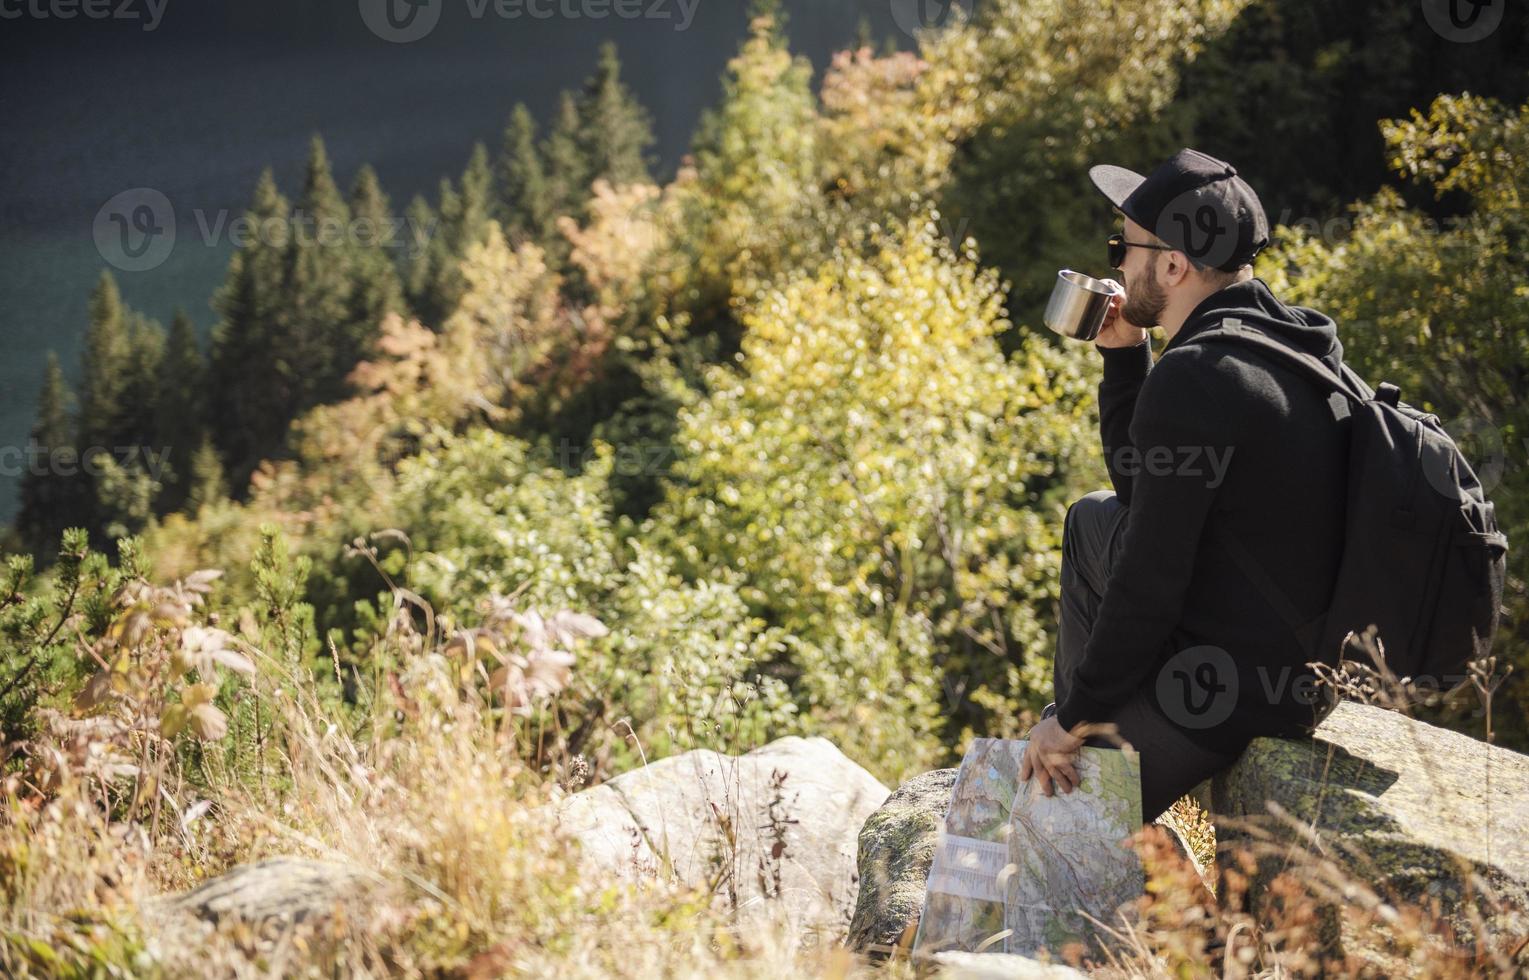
[554,734,890,941]
[846,767,956,953]
[1212,699,1529,963]
[156,858,377,927]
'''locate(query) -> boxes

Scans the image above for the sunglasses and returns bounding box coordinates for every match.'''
[1107,232,1176,268]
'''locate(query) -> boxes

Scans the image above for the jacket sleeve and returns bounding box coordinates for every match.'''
[1057,354,1233,731]
[1098,342,1154,506]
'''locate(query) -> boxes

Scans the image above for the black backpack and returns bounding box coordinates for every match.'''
[1185,317,1509,723]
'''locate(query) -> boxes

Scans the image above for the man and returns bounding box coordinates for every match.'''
[1017,149,1352,821]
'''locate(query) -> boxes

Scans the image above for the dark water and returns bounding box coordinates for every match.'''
[0,0,915,520]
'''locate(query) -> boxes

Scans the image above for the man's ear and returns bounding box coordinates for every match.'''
[1162,250,1194,287]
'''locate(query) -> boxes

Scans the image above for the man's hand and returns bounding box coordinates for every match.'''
[1093,278,1148,349]
[1019,715,1086,797]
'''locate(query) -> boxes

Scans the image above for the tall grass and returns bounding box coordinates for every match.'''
[2,566,1523,977]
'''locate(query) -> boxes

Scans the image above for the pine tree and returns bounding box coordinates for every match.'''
[152,309,205,512]
[496,103,552,243]
[577,42,655,188]
[680,9,822,312]
[14,353,84,556]
[408,146,497,327]
[118,311,166,450]
[285,134,354,403]
[456,142,496,248]
[77,271,129,453]
[347,165,407,360]
[185,434,227,514]
[208,167,293,489]
[403,193,441,322]
[854,15,873,50]
[543,91,593,226]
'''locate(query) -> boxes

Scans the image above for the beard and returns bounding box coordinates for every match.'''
[1122,256,1168,328]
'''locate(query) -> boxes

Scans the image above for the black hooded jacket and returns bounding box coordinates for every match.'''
[1055,277,1353,740]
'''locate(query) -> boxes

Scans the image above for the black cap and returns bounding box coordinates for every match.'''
[1089,149,1270,272]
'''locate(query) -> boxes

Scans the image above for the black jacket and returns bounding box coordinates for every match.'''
[1055,278,1352,740]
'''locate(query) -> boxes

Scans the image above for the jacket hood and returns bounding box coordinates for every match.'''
[1167,278,1343,373]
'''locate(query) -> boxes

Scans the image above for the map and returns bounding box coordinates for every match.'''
[913,738,1144,960]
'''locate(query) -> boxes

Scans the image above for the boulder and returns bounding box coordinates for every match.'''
[847,767,957,953]
[554,734,890,941]
[156,858,378,927]
[1212,699,1529,962]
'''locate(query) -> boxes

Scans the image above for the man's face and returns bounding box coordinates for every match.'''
[1114,216,1169,329]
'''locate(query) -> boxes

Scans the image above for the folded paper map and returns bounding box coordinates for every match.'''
[912,738,1144,960]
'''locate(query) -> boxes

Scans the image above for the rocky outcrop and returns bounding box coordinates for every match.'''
[554,734,890,941]
[1211,700,1529,962]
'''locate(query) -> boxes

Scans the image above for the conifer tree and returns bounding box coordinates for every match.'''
[285,134,355,403]
[403,192,441,321]
[207,167,293,489]
[347,165,408,358]
[117,311,165,450]
[577,42,654,188]
[185,434,227,514]
[77,271,129,454]
[542,91,592,227]
[14,353,83,556]
[496,103,552,243]
[152,309,205,511]
[408,145,497,327]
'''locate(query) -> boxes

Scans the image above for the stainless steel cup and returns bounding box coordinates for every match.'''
[1043,269,1123,341]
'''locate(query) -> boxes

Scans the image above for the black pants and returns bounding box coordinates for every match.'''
[1055,489,1250,822]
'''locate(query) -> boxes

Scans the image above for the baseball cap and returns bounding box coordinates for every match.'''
[1089,149,1270,272]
